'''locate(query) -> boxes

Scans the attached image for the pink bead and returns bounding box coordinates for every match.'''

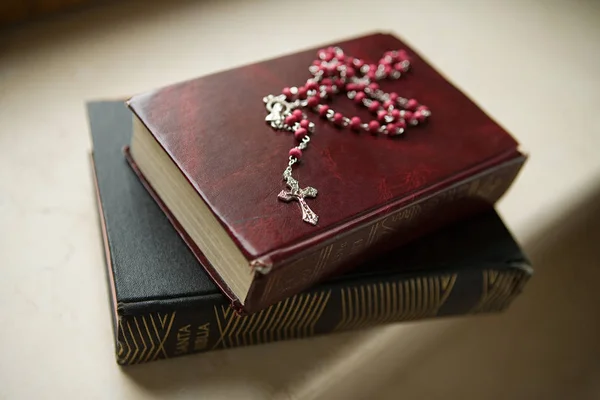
[332,78,342,87]
[345,68,355,78]
[294,128,307,140]
[319,50,333,62]
[377,110,388,121]
[322,78,333,85]
[384,65,392,76]
[396,119,406,129]
[350,116,362,130]
[368,101,381,113]
[389,92,399,101]
[327,64,338,75]
[306,96,319,107]
[333,112,344,125]
[398,50,409,61]
[367,70,377,80]
[414,111,426,122]
[354,59,364,68]
[319,105,330,118]
[285,115,297,125]
[355,83,366,91]
[297,86,307,99]
[324,86,334,95]
[404,111,413,121]
[391,109,401,120]
[305,81,318,90]
[312,60,322,66]
[346,83,358,91]
[300,120,310,129]
[386,124,397,134]
[394,62,404,71]
[354,91,366,103]
[289,148,302,158]
[368,120,380,134]
[282,87,292,99]
[335,53,345,62]
[418,105,429,113]
[368,83,379,91]
[406,99,419,110]
[383,100,394,109]
[292,109,303,119]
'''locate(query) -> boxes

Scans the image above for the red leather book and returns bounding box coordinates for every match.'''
[125,32,526,314]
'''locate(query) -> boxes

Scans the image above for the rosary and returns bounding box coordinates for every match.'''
[263,46,430,226]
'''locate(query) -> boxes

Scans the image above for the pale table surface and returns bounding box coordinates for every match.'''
[1,0,600,399]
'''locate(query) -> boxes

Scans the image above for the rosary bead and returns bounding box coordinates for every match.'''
[354,58,365,68]
[377,110,388,121]
[354,91,366,103]
[322,78,332,85]
[396,119,407,129]
[289,148,302,158]
[391,109,401,120]
[327,64,338,75]
[294,128,308,140]
[368,120,380,134]
[368,101,381,113]
[306,96,319,107]
[319,105,330,118]
[393,62,404,71]
[350,117,362,130]
[282,87,292,99]
[297,86,308,99]
[346,83,358,91]
[285,115,297,126]
[368,82,379,91]
[300,119,310,129]
[413,111,426,122]
[333,113,344,125]
[383,65,392,76]
[389,92,399,101]
[403,111,413,121]
[383,100,394,110]
[398,50,409,61]
[386,123,397,134]
[292,109,304,119]
[406,99,419,110]
[345,67,355,78]
[305,81,318,90]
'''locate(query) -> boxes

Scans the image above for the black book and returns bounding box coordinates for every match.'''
[88,101,532,366]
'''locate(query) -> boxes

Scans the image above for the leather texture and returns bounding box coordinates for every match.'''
[90,100,531,364]
[89,101,529,317]
[126,32,524,265]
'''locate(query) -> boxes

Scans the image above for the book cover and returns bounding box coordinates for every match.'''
[126,32,527,313]
[89,101,531,365]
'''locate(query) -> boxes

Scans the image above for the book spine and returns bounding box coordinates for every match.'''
[248,155,526,312]
[114,264,530,365]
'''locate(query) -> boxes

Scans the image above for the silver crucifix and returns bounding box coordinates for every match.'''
[278,175,319,225]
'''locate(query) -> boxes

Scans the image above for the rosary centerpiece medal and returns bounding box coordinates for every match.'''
[264,46,431,226]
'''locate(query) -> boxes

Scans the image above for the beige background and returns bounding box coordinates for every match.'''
[1,0,600,399]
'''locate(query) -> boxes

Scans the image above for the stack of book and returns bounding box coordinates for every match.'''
[88,33,531,365]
